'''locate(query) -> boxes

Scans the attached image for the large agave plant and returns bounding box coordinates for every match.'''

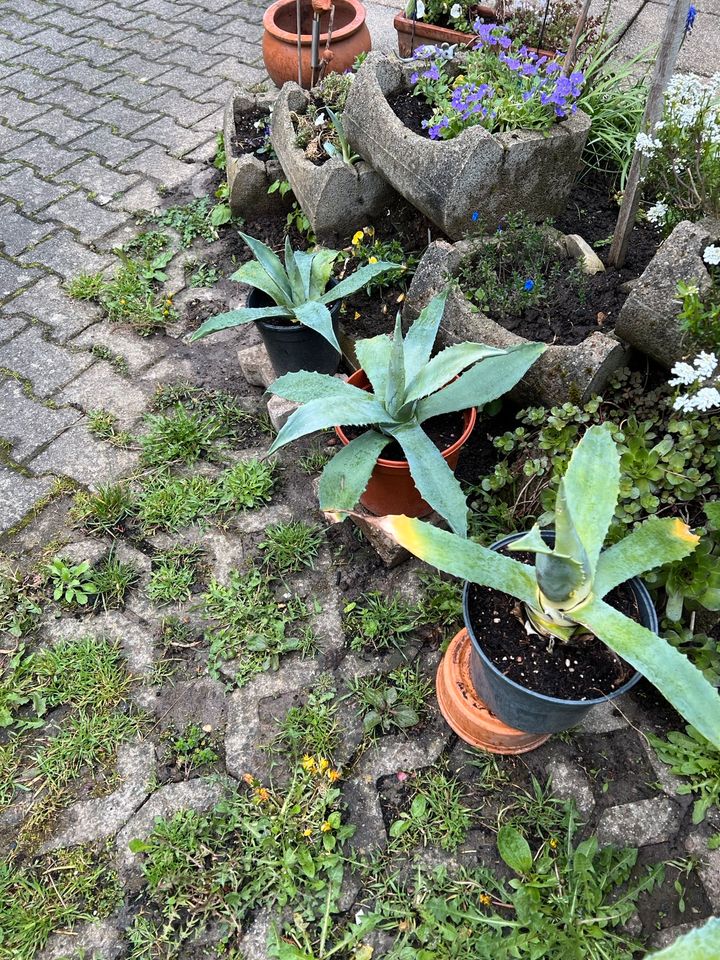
[369,425,720,747]
[189,232,396,351]
[268,290,545,535]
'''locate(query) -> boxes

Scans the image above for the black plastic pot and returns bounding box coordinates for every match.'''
[248,284,341,377]
[463,531,656,735]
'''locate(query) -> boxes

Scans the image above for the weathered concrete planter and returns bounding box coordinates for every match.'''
[405,237,629,407]
[224,92,285,219]
[271,82,393,245]
[342,53,590,240]
[615,218,720,368]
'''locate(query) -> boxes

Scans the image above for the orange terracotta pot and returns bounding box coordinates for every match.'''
[335,369,476,518]
[393,10,492,58]
[436,629,550,754]
[263,0,372,89]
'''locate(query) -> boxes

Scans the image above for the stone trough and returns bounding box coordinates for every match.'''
[224,91,285,219]
[405,235,629,408]
[615,218,720,368]
[342,53,590,240]
[271,82,393,245]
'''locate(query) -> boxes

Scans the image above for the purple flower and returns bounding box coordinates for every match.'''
[471,211,480,221]
[410,71,419,84]
[422,63,441,81]
[524,279,535,291]
[545,61,561,74]
[685,3,697,37]
[500,53,522,71]
[498,34,512,48]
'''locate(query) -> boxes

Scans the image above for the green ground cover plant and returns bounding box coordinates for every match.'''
[269,677,340,761]
[651,726,720,824]
[259,520,324,574]
[164,723,220,775]
[350,664,432,736]
[147,544,203,604]
[388,768,472,851]
[71,482,136,536]
[343,591,419,653]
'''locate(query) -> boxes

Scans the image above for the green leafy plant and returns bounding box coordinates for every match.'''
[92,550,138,610]
[189,262,220,287]
[147,545,203,604]
[70,482,136,536]
[322,107,359,164]
[189,233,396,351]
[270,678,340,760]
[350,664,432,735]
[650,726,720,824]
[268,289,544,535]
[343,591,418,652]
[165,723,220,774]
[376,425,720,747]
[140,404,227,467]
[86,409,132,447]
[259,520,324,573]
[676,274,720,353]
[44,558,98,606]
[0,566,42,639]
[143,197,221,246]
[388,769,471,851]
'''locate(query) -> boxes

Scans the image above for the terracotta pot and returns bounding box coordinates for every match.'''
[393,11,485,57]
[436,629,550,753]
[263,0,372,89]
[335,369,476,518]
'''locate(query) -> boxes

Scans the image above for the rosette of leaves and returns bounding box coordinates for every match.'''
[374,424,720,747]
[189,233,396,352]
[267,289,545,535]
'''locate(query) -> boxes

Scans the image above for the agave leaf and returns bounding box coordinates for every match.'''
[189,305,292,341]
[388,421,469,536]
[284,235,306,301]
[269,394,388,452]
[405,342,507,403]
[403,289,450,382]
[318,429,391,511]
[550,478,591,603]
[416,342,545,421]
[560,424,619,576]
[574,596,720,750]
[293,301,341,352]
[507,526,554,556]
[646,916,720,959]
[317,260,398,305]
[239,232,293,303]
[594,516,699,598]
[372,515,539,608]
[268,370,377,405]
[308,249,337,300]
[355,334,393,400]
[385,315,406,418]
[229,261,290,307]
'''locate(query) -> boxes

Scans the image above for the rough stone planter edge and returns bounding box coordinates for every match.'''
[342,52,590,240]
[224,90,286,219]
[270,81,394,244]
[404,235,629,407]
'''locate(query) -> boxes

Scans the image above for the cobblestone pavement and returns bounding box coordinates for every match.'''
[1,2,720,958]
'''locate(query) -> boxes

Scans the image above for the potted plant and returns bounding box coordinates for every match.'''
[267,289,545,534]
[365,425,720,751]
[189,233,396,377]
[393,0,498,58]
[342,32,590,238]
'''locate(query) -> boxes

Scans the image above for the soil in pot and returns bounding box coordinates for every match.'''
[343,412,464,461]
[232,105,273,160]
[465,577,638,701]
[388,90,433,137]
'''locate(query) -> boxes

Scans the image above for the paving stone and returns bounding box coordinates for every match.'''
[88,99,154,136]
[266,393,297,431]
[112,52,173,80]
[42,85,107,118]
[0,315,29,343]
[119,144,196,187]
[685,832,720,911]
[28,420,139,484]
[596,797,683,848]
[0,204,53,257]
[149,65,218,97]
[69,127,149,165]
[0,165,70,212]
[57,360,151,426]
[135,116,209,158]
[43,610,157,676]
[237,341,275,388]
[22,230,112,278]
[212,56,267,85]
[31,26,86,53]
[546,758,595,816]
[72,320,168,373]
[0,126,38,154]
[0,257,41,301]
[151,89,217,126]
[59,156,140,204]
[39,191,126,243]
[95,74,165,107]
[21,107,100,146]
[7,275,100,342]
[577,700,628,734]
[112,180,165,213]
[0,325,93,396]
[70,38,127,67]
[0,379,80,461]
[0,466,54,534]
[40,741,156,852]
[39,920,125,960]
[115,780,223,891]
[139,676,229,731]
[1,90,50,126]
[10,46,67,74]
[4,70,62,99]
[5,136,87,178]
[49,60,123,91]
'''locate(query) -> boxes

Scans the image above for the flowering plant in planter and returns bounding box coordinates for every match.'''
[267,289,545,535]
[371,424,720,747]
[189,232,396,351]
[410,24,584,140]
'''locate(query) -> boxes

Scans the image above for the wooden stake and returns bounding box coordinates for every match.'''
[562,0,592,75]
[607,0,689,267]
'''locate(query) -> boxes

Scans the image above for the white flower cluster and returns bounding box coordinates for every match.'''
[647,200,669,225]
[670,352,720,413]
[635,132,662,158]
[704,244,720,266]
[660,72,720,140]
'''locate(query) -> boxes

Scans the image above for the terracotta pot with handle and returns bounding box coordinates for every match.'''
[263,0,372,89]
[335,369,476,518]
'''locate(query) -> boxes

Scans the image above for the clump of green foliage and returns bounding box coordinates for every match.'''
[0,563,42,639]
[343,591,419,653]
[140,405,228,467]
[142,197,224,246]
[164,723,220,775]
[350,664,432,736]
[189,263,220,287]
[259,520,324,574]
[270,676,340,760]
[202,566,315,687]
[651,726,720,825]
[348,226,419,294]
[70,482,136,536]
[44,557,98,607]
[92,550,138,609]
[676,273,720,353]
[388,769,471,851]
[86,409,132,448]
[147,545,203,605]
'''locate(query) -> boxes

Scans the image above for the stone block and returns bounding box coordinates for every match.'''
[564,234,605,275]
[267,393,297,430]
[224,89,286,218]
[597,796,682,847]
[615,218,720,368]
[28,421,138,487]
[57,361,151,427]
[546,758,595,816]
[0,380,80,461]
[405,237,629,407]
[0,325,93,397]
[343,53,590,240]
[238,341,275,388]
[271,82,394,245]
[0,466,54,534]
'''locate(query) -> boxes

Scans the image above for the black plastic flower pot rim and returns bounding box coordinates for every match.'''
[462,531,656,735]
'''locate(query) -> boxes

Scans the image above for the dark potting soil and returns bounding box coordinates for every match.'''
[466,577,638,700]
[342,412,464,462]
[231,105,272,160]
[388,90,433,138]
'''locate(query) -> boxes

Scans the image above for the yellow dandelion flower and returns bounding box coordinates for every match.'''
[549,837,558,849]
[479,893,491,906]
[302,828,312,837]
[352,230,364,246]
[368,256,378,264]
[327,769,341,782]
[321,820,332,832]
[242,772,254,785]
[254,787,270,803]
[301,754,316,772]
[317,758,330,774]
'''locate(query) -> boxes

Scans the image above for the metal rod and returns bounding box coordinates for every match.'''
[296,0,303,86]
[311,14,320,87]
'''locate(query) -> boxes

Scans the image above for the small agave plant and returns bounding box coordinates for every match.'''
[369,425,720,747]
[268,290,545,535]
[189,232,395,351]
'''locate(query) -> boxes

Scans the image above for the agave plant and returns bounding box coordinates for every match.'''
[366,425,720,747]
[189,233,396,351]
[268,290,545,535]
